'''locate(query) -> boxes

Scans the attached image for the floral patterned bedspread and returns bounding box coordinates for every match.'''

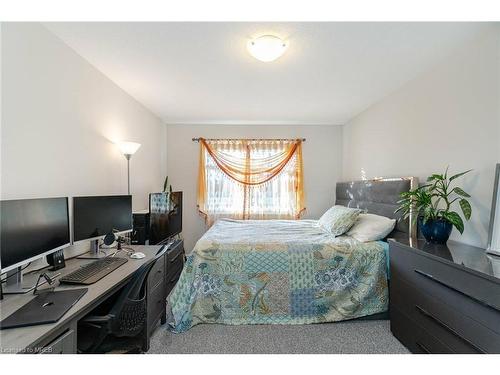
[168,219,388,332]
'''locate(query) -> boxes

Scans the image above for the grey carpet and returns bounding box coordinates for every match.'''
[148,320,409,354]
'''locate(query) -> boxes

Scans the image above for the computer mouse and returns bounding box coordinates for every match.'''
[130,252,146,259]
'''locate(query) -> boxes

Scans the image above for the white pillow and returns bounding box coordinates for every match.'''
[346,213,396,242]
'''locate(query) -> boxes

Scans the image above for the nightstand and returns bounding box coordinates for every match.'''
[388,239,500,353]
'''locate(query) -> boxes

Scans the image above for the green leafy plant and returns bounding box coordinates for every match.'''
[163,175,172,193]
[395,167,472,234]
[163,176,178,209]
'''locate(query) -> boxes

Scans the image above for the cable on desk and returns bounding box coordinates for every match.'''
[24,250,92,276]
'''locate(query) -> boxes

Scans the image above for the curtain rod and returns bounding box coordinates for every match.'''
[192,138,306,142]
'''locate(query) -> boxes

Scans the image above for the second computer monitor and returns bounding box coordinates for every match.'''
[73,195,132,242]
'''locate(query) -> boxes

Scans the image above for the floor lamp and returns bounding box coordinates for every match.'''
[118,141,141,195]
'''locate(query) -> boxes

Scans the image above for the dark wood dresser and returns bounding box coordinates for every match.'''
[389,239,500,354]
[145,239,185,347]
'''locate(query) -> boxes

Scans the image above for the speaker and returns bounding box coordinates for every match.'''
[103,232,116,246]
[132,212,150,245]
[46,249,65,271]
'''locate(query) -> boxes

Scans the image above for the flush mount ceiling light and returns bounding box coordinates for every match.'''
[247,35,288,62]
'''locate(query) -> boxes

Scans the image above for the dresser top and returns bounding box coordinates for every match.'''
[391,238,500,283]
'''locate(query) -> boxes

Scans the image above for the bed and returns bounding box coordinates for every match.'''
[168,177,417,332]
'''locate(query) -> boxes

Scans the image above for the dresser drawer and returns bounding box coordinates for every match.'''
[390,305,453,354]
[391,277,499,353]
[40,329,76,354]
[148,281,165,324]
[167,241,184,265]
[166,266,183,296]
[166,252,183,278]
[390,243,500,328]
[147,256,165,291]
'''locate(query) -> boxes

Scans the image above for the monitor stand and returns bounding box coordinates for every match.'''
[3,267,52,295]
[76,239,110,260]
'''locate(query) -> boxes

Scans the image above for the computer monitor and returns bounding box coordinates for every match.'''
[149,192,182,245]
[73,195,132,249]
[1,197,70,292]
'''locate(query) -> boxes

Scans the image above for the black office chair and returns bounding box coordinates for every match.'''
[77,246,167,353]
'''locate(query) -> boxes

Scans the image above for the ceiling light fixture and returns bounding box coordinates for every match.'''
[247,35,288,62]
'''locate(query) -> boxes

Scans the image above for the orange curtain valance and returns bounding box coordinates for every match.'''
[200,138,301,186]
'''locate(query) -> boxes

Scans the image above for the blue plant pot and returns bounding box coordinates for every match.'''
[418,217,453,244]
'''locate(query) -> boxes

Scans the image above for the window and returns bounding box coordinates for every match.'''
[197,139,305,224]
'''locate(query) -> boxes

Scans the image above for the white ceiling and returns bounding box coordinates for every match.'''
[44,22,491,125]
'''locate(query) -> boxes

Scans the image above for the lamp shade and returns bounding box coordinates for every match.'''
[118,141,141,156]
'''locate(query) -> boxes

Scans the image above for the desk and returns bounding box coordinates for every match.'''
[1,245,164,354]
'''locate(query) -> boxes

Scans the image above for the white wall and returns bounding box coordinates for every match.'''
[1,23,165,260]
[342,27,500,247]
[166,124,343,252]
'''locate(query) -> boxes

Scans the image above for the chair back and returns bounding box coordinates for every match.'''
[109,245,168,335]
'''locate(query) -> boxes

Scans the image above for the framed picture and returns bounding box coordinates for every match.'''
[487,163,500,256]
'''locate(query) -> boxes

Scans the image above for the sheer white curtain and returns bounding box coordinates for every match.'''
[198,139,305,224]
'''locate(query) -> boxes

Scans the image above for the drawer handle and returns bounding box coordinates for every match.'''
[169,250,182,264]
[415,305,486,353]
[414,269,500,313]
[416,342,431,354]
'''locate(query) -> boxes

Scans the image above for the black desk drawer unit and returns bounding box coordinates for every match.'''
[146,252,167,350]
[165,240,185,296]
[144,239,185,348]
[389,240,500,354]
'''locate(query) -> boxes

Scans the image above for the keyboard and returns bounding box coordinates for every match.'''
[59,257,128,285]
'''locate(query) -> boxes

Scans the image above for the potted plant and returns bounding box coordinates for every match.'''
[163,175,173,194]
[162,176,179,209]
[396,168,472,244]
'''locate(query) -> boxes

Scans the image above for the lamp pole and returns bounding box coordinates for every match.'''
[125,153,131,195]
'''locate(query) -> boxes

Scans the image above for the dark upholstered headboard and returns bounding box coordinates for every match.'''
[335,177,418,240]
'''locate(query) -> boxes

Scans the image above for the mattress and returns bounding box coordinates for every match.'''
[168,219,388,332]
